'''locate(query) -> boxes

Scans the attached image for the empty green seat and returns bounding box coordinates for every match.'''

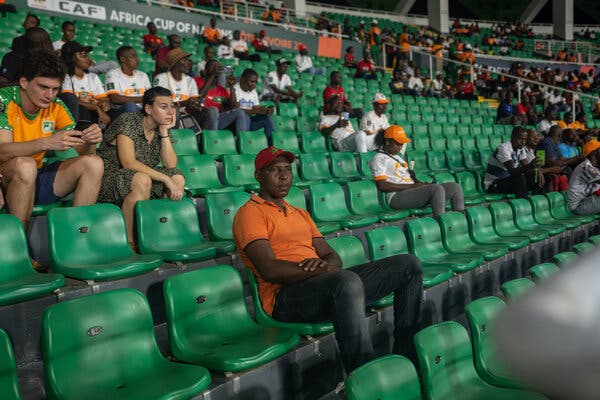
[365,226,453,288]
[465,206,529,250]
[222,154,260,190]
[445,150,465,171]
[345,354,420,400]
[528,195,578,230]
[545,192,595,224]
[528,263,560,281]
[237,130,268,155]
[500,278,535,302]
[204,191,251,241]
[272,131,300,155]
[489,202,548,242]
[201,130,237,159]
[309,182,378,229]
[426,150,448,172]
[414,321,548,400]
[47,204,163,281]
[509,199,565,236]
[0,214,64,305]
[405,217,484,272]
[465,296,527,389]
[589,235,600,245]
[278,102,298,118]
[285,186,340,234]
[438,212,508,261]
[330,151,361,180]
[346,180,410,222]
[299,152,334,182]
[42,289,211,400]
[178,154,241,195]
[0,329,21,400]
[164,266,299,372]
[453,171,487,205]
[552,251,577,265]
[572,241,594,254]
[170,128,198,156]
[246,269,334,335]
[358,151,376,178]
[300,131,327,153]
[136,198,233,261]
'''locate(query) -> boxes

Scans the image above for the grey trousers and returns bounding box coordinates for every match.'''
[572,196,600,216]
[389,182,465,215]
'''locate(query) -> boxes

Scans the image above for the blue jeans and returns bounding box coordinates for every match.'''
[249,114,275,142]
[205,107,249,133]
[109,102,141,122]
[272,254,423,372]
[301,67,327,76]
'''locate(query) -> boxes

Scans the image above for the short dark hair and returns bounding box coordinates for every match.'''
[25,13,40,27]
[241,68,258,79]
[22,51,66,82]
[116,46,134,64]
[511,125,527,138]
[142,86,172,115]
[62,21,75,30]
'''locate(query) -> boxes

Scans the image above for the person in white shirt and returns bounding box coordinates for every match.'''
[260,58,303,103]
[105,46,152,119]
[294,44,326,76]
[567,140,600,215]
[319,95,358,152]
[230,30,261,62]
[546,89,570,112]
[217,36,235,60]
[196,46,215,77]
[407,71,424,96]
[153,48,198,103]
[537,108,556,134]
[234,68,275,141]
[357,93,391,153]
[370,126,464,215]
[52,21,75,52]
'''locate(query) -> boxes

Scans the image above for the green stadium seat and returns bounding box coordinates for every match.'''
[412,136,431,150]
[463,149,482,171]
[278,102,299,118]
[135,199,233,261]
[500,278,536,302]
[406,151,427,172]
[461,137,476,150]
[330,152,360,180]
[456,125,470,136]
[0,329,20,400]
[589,235,600,245]
[237,130,268,155]
[552,251,577,265]
[572,241,595,254]
[309,182,378,229]
[465,296,526,389]
[437,212,508,261]
[445,151,465,172]
[299,152,333,182]
[201,130,237,159]
[178,154,241,195]
[42,289,211,400]
[432,172,455,183]
[31,201,63,217]
[509,199,566,236]
[296,116,317,133]
[453,171,486,205]
[528,263,559,281]
[358,151,376,178]
[528,195,577,230]
[544,192,596,224]
[163,266,299,372]
[465,206,529,250]
[445,135,461,150]
[284,186,340,234]
[300,131,327,153]
[489,202,548,242]
[345,355,421,400]
[246,269,334,335]
[426,150,448,172]
[0,214,64,306]
[272,115,296,132]
[170,128,198,156]
[365,226,453,288]
[346,180,410,222]
[414,321,548,400]
[47,204,163,281]
[477,136,491,150]
[204,191,251,241]
[222,154,260,191]
[272,131,301,156]
[405,217,484,273]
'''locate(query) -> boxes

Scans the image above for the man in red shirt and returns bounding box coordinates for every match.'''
[153,34,181,77]
[322,71,363,118]
[355,52,379,79]
[143,22,164,57]
[252,30,282,54]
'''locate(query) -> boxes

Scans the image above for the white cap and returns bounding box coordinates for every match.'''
[372,93,389,104]
[372,19,378,24]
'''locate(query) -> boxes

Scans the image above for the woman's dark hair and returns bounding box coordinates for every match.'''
[142,86,172,115]
[60,45,77,75]
[22,50,66,82]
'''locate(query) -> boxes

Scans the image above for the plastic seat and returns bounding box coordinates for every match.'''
[453,171,486,205]
[365,226,453,288]
[465,296,527,389]
[164,266,299,372]
[528,263,560,281]
[42,288,211,400]
[309,182,378,229]
[405,217,484,273]
[285,186,340,235]
[237,130,268,155]
[300,131,327,153]
[489,202,548,243]
[552,251,577,265]
[406,151,427,173]
[0,214,64,306]
[414,321,549,400]
[437,212,508,261]
[346,180,410,222]
[589,235,600,245]
[178,154,241,195]
[201,130,237,159]
[358,152,376,178]
[204,191,251,241]
[330,152,361,180]
[246,269,334,335]
[136,199,233,261]
[47,204,163,281]
[299,153,334,182]
[272,131,301,156]
[345,354,421,400]
[544,192,596,224]
[509,199,565,236]
[445,150,465,172]
[0,329,22,400]
[426,150,448,172]
[500,278,535,302]
[572,241,595,254]
[222,154,260,191]
[528,195,578,230]
[278,102,298,118]
[170,128,198,156]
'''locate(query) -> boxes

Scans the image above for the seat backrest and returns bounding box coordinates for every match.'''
[432,172,455,183]
[278,102,298,118]
[0,329,21,400]
[346,180,384,216]
[405,217,446,259]
[445,151,464,170]
[326,236,367,268]
[201,130,237,157]
[358,152,376,177]
[272,131,300,155]
[500,278,535,302]
[170,128,198,156]
[545,192,569,216]
[42,289,163,399]
[345,354,421,400]
[426,150,448,171]
[178,154,223,191]
[0,214,37,281]
[300,131,327,153]
[47,204,133,268]
[454,171,478,196]
[488,202,518,231]
[237,130,268,155]
[300,153,332,181]
[465,296,507,373]
[330,152,360,179]
[437,211,473,249]
[205,191,251,241]
[509,199,537,226]
[529,195,553,220]
[222,154,257,187]
[285,186,307,209]
[308,182,351,221]
[528,262,560,280]
[164,266,252,359]
[365,226,408,261]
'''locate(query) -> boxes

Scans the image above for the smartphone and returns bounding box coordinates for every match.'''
[341,112,349,120]
[74,120,92,132]
[535,149,545,164]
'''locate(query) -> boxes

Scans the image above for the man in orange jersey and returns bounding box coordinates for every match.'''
[201,18,221,45]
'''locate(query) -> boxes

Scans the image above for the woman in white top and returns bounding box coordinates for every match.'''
[60,41,110,127]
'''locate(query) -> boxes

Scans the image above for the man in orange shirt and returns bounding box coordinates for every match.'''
[233,146,423,373]
[202,18,221,45]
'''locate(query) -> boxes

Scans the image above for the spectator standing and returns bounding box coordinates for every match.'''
[153,34,181,77]
[143,22,164,57]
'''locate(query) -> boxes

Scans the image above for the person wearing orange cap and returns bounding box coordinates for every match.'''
[567,139,600,215]
[233,146,423,374]
[294,43,326,76]
[370,126,464,215]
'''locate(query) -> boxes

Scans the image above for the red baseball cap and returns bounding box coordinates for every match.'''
[255,146,296,170]
[298,43,307,51]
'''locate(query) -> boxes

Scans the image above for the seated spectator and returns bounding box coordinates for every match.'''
[230,30,261,62]
[105,46,152,120]
[96,87,184,248]
[319,95,360,152]
[143,22,164,57]
[524,129,565,192]
[355,53,379,80]
[261,4,281,23]
[388,69,410,95]
[495,92,519,124]
[217,36,234,59]
[456,75,477,101]
[0,27,52,84]
[546,89,569,113]
[537,125,585,177]
[234,68,275,142]
[485,126,539,198]
[407,70,425,96]
[537,108,556,135]
[196,45,215,77]
[557,112,578,130]
[52,21,75,52]
[593,99,600,120]
[343,46,356,69]
[202,18,221,45]
[252,30,282,54]
[558,129,580,158]
[567,140,600,215]
[322,71,363,119]
[516,95,537,125]
[195,59,247,133]
[0,52,104,229]
[294,44,326,76]
[232,146,423,373]
[260,58,303,104]
[153,34,181,77]
[573,112,587,131]
[432,73,444,97]
[370,126,464,215]
[357,93,391,153]
[60,41,111,127]
[11,13,39,54]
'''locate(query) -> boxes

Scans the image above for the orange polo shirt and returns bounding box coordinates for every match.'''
[232,194,323,315]
[203,26,221,43]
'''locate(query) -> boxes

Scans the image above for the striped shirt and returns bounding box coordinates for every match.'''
[567,159,600,210]
[484,141,527,189]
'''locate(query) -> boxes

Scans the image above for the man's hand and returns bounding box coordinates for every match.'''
[298,258,327,272]
[81,124,103,145]
[42,130,85,151]
[337,118,349,128]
